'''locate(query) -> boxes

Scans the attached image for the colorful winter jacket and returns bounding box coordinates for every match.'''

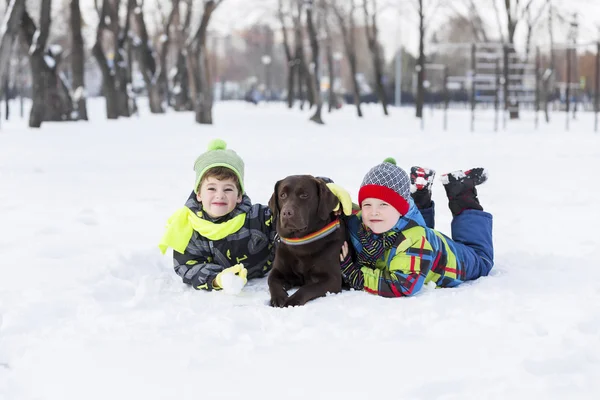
[342,199,469,297]
[159,192,276,290]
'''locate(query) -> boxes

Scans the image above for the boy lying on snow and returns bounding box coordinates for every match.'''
[340,159,494,297]
[158,139,350,294]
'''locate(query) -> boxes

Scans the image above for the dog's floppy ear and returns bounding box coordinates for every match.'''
[316,178,338,221]
[268,180,281,222]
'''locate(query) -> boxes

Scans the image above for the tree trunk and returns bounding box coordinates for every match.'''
[92,42,119,119]
[334,1,362,117]
[373,50,388,115]
[278,0,295,109]
[294,44,314,109]
[293,3,314,109]
[114,50,132,118]
[4,79,9,121]
[195,46,213,124]
[172,0,192,111]
[21,3,74,128]
[363,0,388,116]
[306,2,323,124]
[124,34,138,115]
[544,0,555,123]
[190,0,218,125]
[70,0,88,120]
[287,61,296,108]
[92,0,133,119]
[416,0,425,119]
[132,3,167,114]
[326,51,336,113]
[297,59,305,110]
[323,3,337,112]
[504,0,519,119]
[348,53,362,117]
[155,0,179,112]
[173,53,192,110]
[0,0,26,98]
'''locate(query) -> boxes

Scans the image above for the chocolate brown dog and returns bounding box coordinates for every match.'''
[268,175,345,307]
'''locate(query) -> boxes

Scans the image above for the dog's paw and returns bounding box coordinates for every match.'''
[283,293,307,308]
[270,294,289,308]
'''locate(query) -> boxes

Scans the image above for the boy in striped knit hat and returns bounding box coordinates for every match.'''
[340,158,493,297]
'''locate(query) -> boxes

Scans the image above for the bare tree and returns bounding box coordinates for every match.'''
[440,2,489,44]
[278,0,296,108]
[172,0,193,111]
[542,0,555,123]
[0,0,26,104]
[306,0,324,124]
[410,0,446,118]
[132,0,179,113]
[362,0,388,116]
[292,0,314,110]
[491,0,506,43]
[331,0,363,117]
[322,0,338,112]
[416,0,425,118]
[464,0,489,43]
[92,0,135,119]
[524,1,547,63]
[497,0,543,118]
[186,0,222,125]
[21,0,75,128]
[70,0,88,120]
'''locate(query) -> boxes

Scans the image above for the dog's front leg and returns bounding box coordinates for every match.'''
[268,268,290,307]
[283,272,341,307]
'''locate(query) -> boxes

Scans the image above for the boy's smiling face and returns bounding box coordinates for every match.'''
[197,176,242,218]
[360,198,401,234]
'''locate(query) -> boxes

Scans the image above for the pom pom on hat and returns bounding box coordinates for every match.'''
[193,139,245,193]
[358,159,411,215]
[207,138,227,151]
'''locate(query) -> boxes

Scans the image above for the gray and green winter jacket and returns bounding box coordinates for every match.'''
[159,192,276,290]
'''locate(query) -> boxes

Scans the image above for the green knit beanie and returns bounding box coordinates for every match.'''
[193,139,245,194]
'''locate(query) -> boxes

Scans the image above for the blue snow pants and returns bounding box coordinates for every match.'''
[419,205,494,281]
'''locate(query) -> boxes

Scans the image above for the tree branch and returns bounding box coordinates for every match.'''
[492,0,505,43]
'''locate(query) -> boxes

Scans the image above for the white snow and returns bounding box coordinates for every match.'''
[73,86,86,101]
[48,44,63,57]
[0,99,599,400]
[28,31,40,55]
[43,55,55,68]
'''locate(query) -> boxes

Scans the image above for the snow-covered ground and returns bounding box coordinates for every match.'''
[1,99,599,400]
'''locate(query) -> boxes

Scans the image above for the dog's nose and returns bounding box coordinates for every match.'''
[282,208,294,218]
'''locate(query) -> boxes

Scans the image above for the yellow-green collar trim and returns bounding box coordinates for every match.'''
[159,207,246,254]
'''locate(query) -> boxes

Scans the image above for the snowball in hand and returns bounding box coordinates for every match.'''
[219,272,246,295]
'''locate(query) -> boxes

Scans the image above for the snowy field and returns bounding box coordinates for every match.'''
[1,99,599,400]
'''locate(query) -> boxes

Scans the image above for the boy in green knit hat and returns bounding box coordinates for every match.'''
[160,139,274,294]
[160,139,353,294]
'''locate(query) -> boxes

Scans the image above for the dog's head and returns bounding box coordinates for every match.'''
[268,175,338,238]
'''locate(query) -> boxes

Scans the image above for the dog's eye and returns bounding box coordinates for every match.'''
[280,193,287,199]
[299,193,309,199]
